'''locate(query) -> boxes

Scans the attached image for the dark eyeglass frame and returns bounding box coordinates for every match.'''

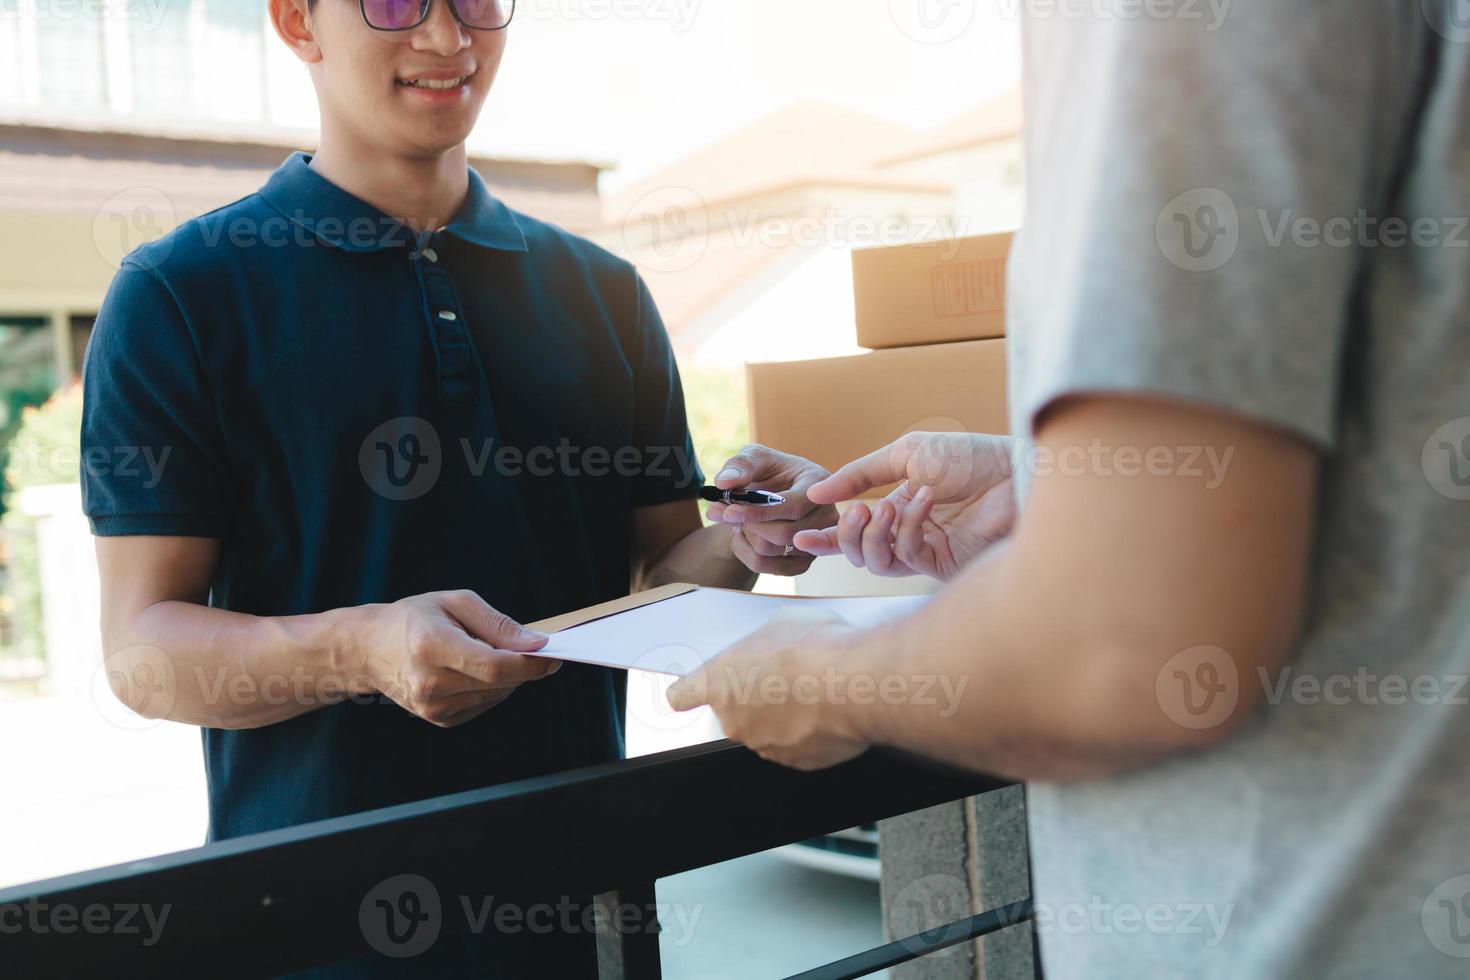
[357,0,515,32]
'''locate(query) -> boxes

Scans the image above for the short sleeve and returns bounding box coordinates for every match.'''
[81,260,233,537]
[628,273,705,506]
[1010,5,1421,450]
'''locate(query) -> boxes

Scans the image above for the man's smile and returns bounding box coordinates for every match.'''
[395,67,477,98]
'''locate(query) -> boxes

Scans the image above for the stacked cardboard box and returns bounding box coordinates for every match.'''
[745,229,1015,596]
[746,230,1014,497]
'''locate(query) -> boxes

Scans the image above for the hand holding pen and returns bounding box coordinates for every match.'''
[703,445,841,575]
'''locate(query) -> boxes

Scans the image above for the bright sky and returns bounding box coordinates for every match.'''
[466,0,1021,190]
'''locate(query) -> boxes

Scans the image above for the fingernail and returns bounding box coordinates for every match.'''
[667,682,687,708]
[520,628,549,642]
[716,467,742,482]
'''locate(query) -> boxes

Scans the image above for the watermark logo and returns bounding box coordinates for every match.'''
[1422,417,1470,500]
[518,0,702,32]
[622,186,709,274]
[1156,646,1237,731]
[92,186,175,271]
[1033,897,1232,945]
[92,644,176,732]
[889,873,970,958]
[1423,874,1470,958]
[360,874,442,959]
[357,878,700,954]
[1424,0,1470,43]
[889,0,976,44]
[359,417,442,501]
[1156,188,1239,272]
[0,0,171,31]
[994,0,1231,30]
[626,645,712,737]
[1258,666,1468,708]
[0,898,171,947]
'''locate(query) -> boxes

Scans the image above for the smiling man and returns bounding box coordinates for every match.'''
[79,0,832,975]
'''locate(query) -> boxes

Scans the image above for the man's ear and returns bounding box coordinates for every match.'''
[269,0,323,64]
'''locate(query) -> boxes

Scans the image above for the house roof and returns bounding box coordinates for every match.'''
[874,88,1023,168]
[0,119,608,230]
[600,97,1018,350]
[608,100,922,218]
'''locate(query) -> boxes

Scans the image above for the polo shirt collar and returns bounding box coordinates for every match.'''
[258,151,528,254]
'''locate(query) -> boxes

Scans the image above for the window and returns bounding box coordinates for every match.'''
[130,0,269,123]
[33,9,108,111]
[1,0,273,123]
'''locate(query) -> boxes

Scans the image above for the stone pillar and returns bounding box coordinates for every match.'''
[880,786,1033,980]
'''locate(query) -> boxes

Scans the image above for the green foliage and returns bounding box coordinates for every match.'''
[1,384,83,667]
[679,363,749,498]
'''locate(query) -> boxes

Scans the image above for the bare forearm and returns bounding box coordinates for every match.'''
[103,601,375,729]
[825,546,1160,781]
[644,524,758,591]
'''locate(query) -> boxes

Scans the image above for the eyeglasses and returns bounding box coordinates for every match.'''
[359,0,514,32]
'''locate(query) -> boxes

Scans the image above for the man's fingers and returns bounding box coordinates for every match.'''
[465,650,563,688]
[739,509,830,549]
[862,500,899,576]
[713,444,779,488]
[730,527,815,576]
[430,626,562,687]
[667,668,711,711]
[838,502,872,568]
[741,528,790,558]
[893,486,936,570]
[421,688,520,728]
[808,437,918,505]
[793,527,841,555]
[439,590,549,652]
[720,488,816,525]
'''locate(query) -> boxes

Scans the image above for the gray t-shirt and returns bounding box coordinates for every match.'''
[1010,3,1470,977]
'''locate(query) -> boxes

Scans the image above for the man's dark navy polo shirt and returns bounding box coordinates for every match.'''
[82,153,703,838]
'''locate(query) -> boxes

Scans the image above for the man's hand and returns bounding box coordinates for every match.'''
[666,608,870,770]
[707,445,839,577]
[793,432,1017,581]
[353,590,561,729]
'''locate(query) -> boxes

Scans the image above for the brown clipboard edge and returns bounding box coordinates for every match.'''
[527,582,699,635]
[527,583,896,636]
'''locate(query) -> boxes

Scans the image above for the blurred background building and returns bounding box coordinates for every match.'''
[0,0,1022,687]
[0,11,1025,955]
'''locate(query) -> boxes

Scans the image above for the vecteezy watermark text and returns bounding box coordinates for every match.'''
[358,875,703,959]
[0,899,171,948]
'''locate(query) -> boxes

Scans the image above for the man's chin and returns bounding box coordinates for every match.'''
[397,119,479,159]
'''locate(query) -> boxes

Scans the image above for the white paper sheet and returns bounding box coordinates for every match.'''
[534,589,930,676]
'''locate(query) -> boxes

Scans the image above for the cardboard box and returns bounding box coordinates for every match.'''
[746,339,1008,497]
[852,231,1014,349]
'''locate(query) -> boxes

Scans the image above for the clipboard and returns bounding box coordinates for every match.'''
[526,584,929,676]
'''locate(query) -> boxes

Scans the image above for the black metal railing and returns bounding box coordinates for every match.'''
[0,740,1034,979]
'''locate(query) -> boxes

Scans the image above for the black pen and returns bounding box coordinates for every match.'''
[700,486,786,506]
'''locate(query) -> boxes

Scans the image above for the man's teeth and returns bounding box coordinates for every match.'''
[401,76,467,90]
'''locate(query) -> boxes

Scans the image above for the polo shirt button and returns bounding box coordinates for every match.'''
[438,310,457,321]
[422,247,438,263]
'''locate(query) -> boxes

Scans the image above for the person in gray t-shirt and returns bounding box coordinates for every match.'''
[671,3,1470,977]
